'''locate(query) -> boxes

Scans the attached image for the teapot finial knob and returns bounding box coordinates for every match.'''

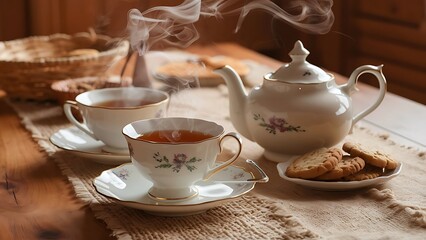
[289,40,309,62]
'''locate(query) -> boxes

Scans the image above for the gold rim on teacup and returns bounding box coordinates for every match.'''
[74,87,169,110]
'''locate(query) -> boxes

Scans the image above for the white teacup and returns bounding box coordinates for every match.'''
[122,117,242,201]
[64,87,169,154]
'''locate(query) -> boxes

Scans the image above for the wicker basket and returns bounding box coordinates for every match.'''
[0,31,129,100]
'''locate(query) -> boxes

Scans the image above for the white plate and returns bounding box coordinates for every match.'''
[277,161,402,191]
[93,160,268,216]
[49,126,130,165]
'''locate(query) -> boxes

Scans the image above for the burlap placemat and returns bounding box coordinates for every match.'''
[9,86,426,240]
[7,53,426,239]
[9,94,319,240]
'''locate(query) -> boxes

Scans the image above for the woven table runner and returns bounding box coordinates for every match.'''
[9,92,319,240]
[9,87,426,240]
[8,54,426,239]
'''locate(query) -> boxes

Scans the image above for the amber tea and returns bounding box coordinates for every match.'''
[94,99,156,108]
[137,130,213,143]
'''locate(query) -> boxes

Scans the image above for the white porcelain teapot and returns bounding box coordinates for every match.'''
[214,40,387,162]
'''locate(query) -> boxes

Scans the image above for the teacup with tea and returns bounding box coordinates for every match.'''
[122,117,242,201]
[64,87,169,154]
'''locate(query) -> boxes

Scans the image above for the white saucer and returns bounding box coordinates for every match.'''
[50,126,130,165]
[277,161,402,191]
[93,161,267,216]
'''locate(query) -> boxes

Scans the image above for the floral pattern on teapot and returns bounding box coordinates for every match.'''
[253,113,306,134]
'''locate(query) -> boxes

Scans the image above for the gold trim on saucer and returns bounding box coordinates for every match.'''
[147,189,199,202]
[210,159,269,184]
[245,159,269,183]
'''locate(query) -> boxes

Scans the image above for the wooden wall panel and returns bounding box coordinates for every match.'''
[28,0,62,35]
[27,0,105,35]
[0,0,28,40]
[342,0,426,104]
[15,0,279,52]
[1,0,425,104]
[353,56,426,91]
[358,0,425,25]
[354,18,426,48]
[357,36,426,70]
[60,0,101,34]
[351,61,426,105]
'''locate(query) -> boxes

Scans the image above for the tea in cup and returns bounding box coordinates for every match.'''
[122,117,242,201]
[64,87,169,154]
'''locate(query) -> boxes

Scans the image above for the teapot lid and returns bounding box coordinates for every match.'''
[269,40,331,84]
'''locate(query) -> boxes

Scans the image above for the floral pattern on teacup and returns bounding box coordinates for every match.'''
[113,168,130,181]
[154,152,202,173]
[253,113,306,134]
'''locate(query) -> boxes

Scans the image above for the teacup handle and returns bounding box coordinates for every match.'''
[204,132,242,180]
[63,100,98,140]
[340,65,387,126]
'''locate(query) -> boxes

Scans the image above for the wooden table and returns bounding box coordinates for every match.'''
[0,43,425,239]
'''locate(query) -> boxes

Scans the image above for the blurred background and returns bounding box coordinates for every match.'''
[1,0,425,104]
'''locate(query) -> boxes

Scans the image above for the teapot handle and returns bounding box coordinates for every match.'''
[340,65,387,126]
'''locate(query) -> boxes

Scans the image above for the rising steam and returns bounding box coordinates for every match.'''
[125,0,334,142]
[127,0,334,55]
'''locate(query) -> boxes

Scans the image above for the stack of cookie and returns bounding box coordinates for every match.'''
[285,142,399,181]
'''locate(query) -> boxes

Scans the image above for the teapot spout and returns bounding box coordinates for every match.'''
[214,65,253,141]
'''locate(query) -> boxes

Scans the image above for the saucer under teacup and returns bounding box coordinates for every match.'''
[93,160,268,216]
[101,145,130,155]
[50,126,130,165]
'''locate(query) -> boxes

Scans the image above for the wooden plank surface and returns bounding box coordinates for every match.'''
[0,98,114,240]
